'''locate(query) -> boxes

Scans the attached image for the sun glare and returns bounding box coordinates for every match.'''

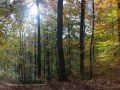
[30,5,37,16]
[10,0,14,4]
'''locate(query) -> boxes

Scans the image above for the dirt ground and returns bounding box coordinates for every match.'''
[0,77,120,90]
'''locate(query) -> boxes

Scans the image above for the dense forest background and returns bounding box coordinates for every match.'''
[0,0,120,89]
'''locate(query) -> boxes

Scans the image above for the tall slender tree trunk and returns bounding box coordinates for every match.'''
[66,25,71,76]
[68,25,72,75]
[43,39,46,81]
[89,0,95,79]
[23,33,27,83]
[46,18,51,81]
[36,0,41,79]
[19,29,26,83]
[19,30,22,82]
[55,45,59,76]
[34,29,37,81]
[50,48,53,79]
[46,48,50,81]
[29,43,33,82]
[79,0,85,78]
[57,0,67,80]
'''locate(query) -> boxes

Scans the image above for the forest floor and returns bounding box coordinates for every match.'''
[0,76,120,90]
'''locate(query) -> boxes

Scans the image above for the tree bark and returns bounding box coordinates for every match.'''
[34,29,37,81]
[66,25,71,76]
[36,0,41,80]
[57,0,67,80]
[79,0,85,78]
[46,19,51,81]
[89,0,95,79]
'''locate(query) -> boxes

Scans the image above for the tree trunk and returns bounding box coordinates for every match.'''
[57,0,67,80]
[34,29,37,81]
[79,0,85,78]
[19,29,22,82]
[89,0,95,79]
[66,25,72,76]
[55,45,59,76]
[46,19,51,81]
[36,0,41,80]
[43,39,46,82]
